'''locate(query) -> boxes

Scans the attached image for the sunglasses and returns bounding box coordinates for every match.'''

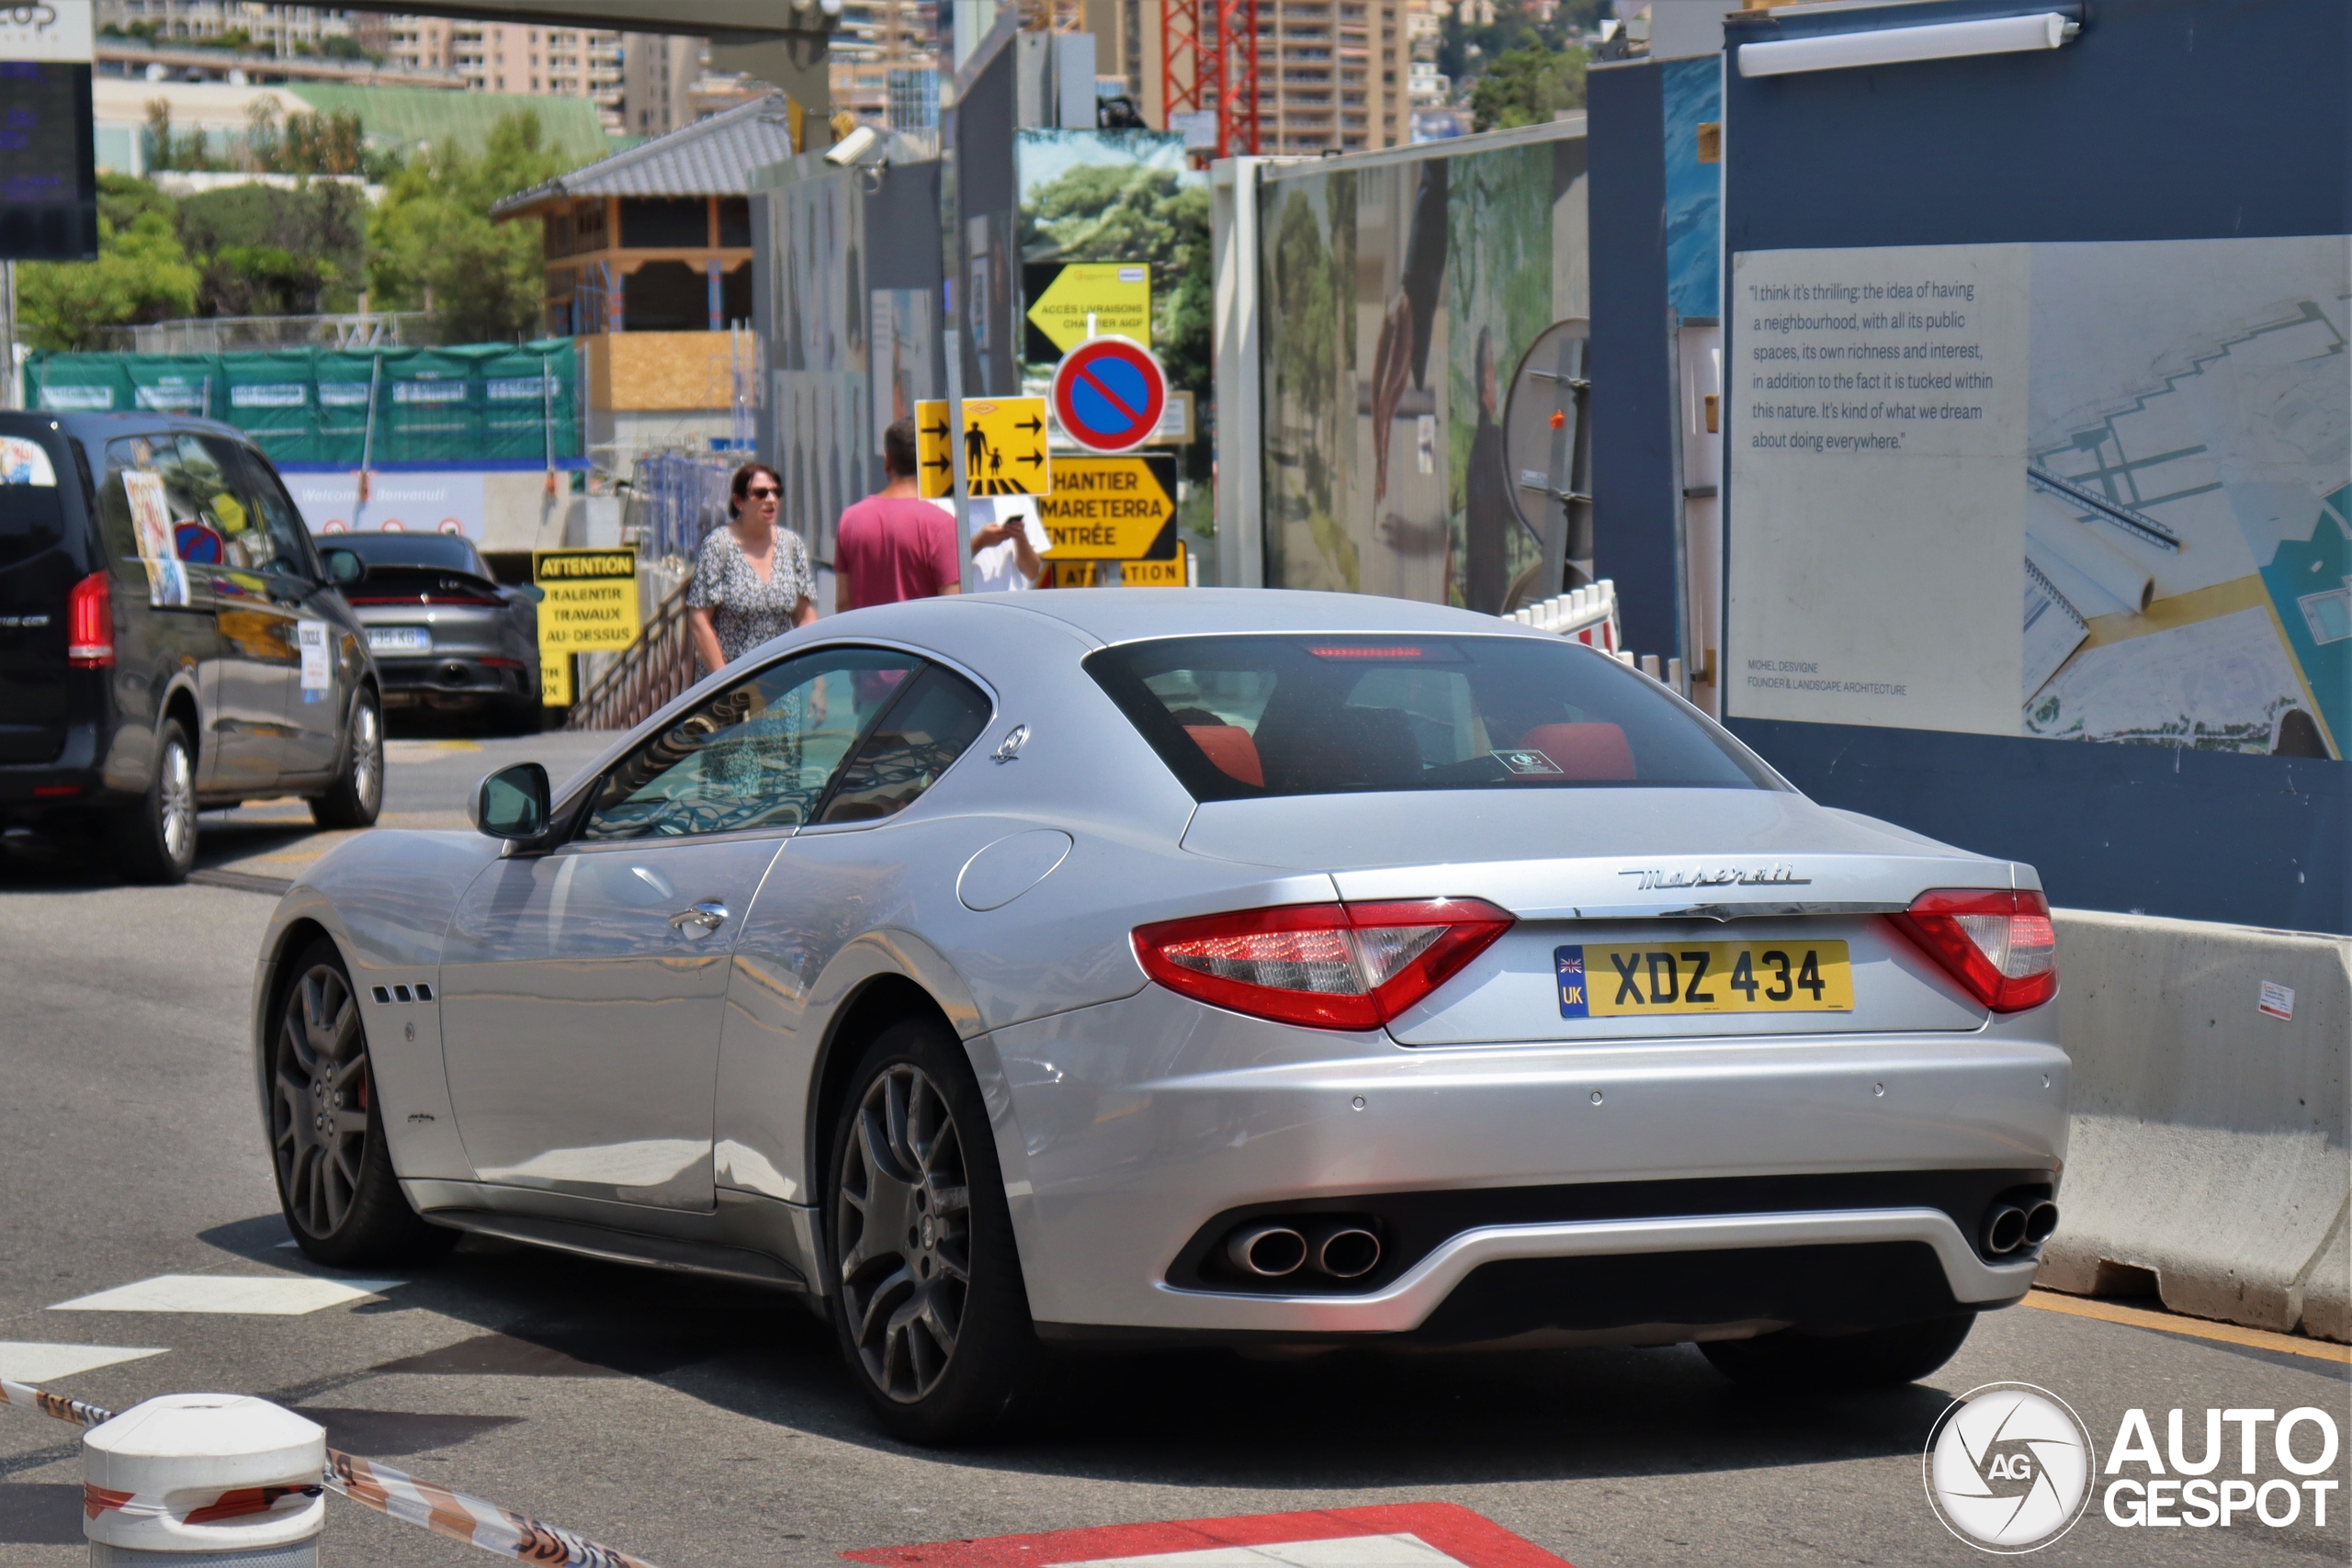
[745,486,781,499]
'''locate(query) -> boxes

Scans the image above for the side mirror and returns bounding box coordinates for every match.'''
[508,582,546,604]
[471,762,550,840]
[321,547,368,587]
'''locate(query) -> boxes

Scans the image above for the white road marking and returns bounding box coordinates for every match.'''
[50,1275,404,1315]
[1058,1536,1472,1567]
[0,1342,169,1381]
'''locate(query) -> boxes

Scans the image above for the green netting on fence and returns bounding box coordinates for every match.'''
[24,342,582,468]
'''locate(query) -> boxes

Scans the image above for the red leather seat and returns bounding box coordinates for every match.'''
[1520,722,1634,781]
[1185,724,1264,787]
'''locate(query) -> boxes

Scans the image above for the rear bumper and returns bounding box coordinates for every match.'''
[374,655,534,707]
[984,983,2068,1337]
[0,716,119,810]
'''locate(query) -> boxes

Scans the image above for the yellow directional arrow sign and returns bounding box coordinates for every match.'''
[915,397,1053,499]
[1025,263,1152,357]
[1037,454,1178,559]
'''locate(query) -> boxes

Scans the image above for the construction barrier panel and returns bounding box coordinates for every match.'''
[23,343,583,469]
[2038,909,2351,1342]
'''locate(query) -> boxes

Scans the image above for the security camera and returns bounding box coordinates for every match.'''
[825,124,884,166]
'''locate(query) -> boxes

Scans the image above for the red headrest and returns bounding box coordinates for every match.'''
[1185,724,1264,788]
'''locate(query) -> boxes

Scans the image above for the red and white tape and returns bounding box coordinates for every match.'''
[6,1374,661,1568]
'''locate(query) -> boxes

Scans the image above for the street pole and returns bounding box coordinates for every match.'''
[940,77,975,590]
[2,260,18,412]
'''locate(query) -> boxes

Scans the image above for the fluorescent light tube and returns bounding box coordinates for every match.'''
[1739,12,2077,77]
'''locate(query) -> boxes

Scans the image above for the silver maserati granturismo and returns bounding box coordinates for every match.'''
[253,589,2067,1441]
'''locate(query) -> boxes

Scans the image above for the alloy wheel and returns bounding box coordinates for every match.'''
[349,701,382,815]
[835,1063,971,1404]
[158,736,195,868]
[271,963,370,1239]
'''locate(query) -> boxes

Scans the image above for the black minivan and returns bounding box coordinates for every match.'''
[0,411,383,883]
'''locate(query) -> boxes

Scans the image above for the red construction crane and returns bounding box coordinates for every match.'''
[1161,0,1257,157]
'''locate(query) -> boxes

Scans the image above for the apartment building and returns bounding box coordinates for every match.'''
[831,0,939,127]
[97,0,356,54]
[1142,0,1415,153]
[369,16,628,130]
[620,32,705,139]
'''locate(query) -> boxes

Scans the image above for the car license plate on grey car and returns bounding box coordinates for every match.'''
[368,626,432,654]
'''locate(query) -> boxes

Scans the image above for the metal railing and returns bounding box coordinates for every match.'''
[93,311,432,355]
[566,579,700,733]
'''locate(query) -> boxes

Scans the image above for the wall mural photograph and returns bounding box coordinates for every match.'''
[1257,128,1589,611]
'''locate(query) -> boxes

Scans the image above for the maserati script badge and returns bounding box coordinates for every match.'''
[1619,865,1812,891]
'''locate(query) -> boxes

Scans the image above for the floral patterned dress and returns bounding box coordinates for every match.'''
[687,525,816,669]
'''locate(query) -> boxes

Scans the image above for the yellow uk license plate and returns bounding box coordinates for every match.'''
[1555,940,1853,1018]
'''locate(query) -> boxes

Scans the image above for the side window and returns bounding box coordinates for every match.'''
[99,434,235,605]
[227,445,320,580]
[579,646,922,841]
[818,664,992,824]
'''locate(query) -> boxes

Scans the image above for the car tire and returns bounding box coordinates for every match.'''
[1699,1312,1977,1391]
[825,1016,1040,1444]
[267,938,454,1269]
[310,689,383,829]
[111,716,198,885]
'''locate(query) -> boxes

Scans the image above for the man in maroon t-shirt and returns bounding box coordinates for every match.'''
[834,417,962,611]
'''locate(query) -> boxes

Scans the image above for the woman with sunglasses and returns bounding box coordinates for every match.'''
[687,462,818,675]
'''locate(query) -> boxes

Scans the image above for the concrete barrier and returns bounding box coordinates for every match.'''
[2038,908,2350,1342]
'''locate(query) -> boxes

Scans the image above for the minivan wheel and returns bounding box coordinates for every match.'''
[826,1018,1039,1444]
[112,716,198,884]
[311,691,382,829]
[1700,1313,1976,1391]
[269,939,453,1268]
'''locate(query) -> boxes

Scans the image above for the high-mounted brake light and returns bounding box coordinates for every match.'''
[1133,898,1514,1030]
[68,570,114,668]
[1890,887,2058,1012]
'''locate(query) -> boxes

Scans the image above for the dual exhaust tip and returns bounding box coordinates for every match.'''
[1227,1221,1382,1280]
[1983,1195,2060,1258]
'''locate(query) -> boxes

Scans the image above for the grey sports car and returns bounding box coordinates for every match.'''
[334,532,542,731]
[253,590,2067,1442]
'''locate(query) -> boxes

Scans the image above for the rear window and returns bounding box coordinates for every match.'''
[339,533,488,575]
[1086,635,1782,801]
[0,432,67,568]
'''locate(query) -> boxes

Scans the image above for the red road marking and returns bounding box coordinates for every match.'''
[842,1502,1574,1567]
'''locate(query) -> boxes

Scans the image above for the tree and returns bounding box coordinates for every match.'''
[144,98,223,174]
[1442,0,1603,104]
[367,110,572,343]
[17,176,200,350]
[1469,46,1589,132]
[179,182,368,317]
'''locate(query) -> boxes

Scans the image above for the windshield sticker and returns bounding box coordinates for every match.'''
[122,469,192,608]
[1494,748,1565,775]
[299,621,332,696]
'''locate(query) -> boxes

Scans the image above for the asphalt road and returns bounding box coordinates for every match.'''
[0,744,2344,1568]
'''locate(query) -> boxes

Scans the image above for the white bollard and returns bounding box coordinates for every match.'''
[84,1395,325,1566]
[1639,653,1661,681]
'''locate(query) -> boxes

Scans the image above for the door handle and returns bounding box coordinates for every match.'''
[669,900,729,936]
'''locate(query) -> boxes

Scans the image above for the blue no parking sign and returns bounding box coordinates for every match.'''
[1050,336,1169,454]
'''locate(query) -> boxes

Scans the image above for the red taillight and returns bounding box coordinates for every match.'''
[1890,887,2058,1012]
[68,570,113,668]
[1133,898,1515,1031]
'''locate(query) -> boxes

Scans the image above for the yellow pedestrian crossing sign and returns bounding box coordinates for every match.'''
[915,397,1053,499]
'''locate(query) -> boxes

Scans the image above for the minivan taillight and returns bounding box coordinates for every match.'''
[68,570,114,668]
[1890,888,2058,1012]
[1133,898,1514,1031]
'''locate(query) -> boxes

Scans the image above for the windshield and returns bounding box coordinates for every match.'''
[339,533,489,575]
[1087,635,1784,801]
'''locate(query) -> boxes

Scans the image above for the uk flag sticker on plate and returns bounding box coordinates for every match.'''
[842,1502,1576,1567]
[1555,945,1589,1019]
